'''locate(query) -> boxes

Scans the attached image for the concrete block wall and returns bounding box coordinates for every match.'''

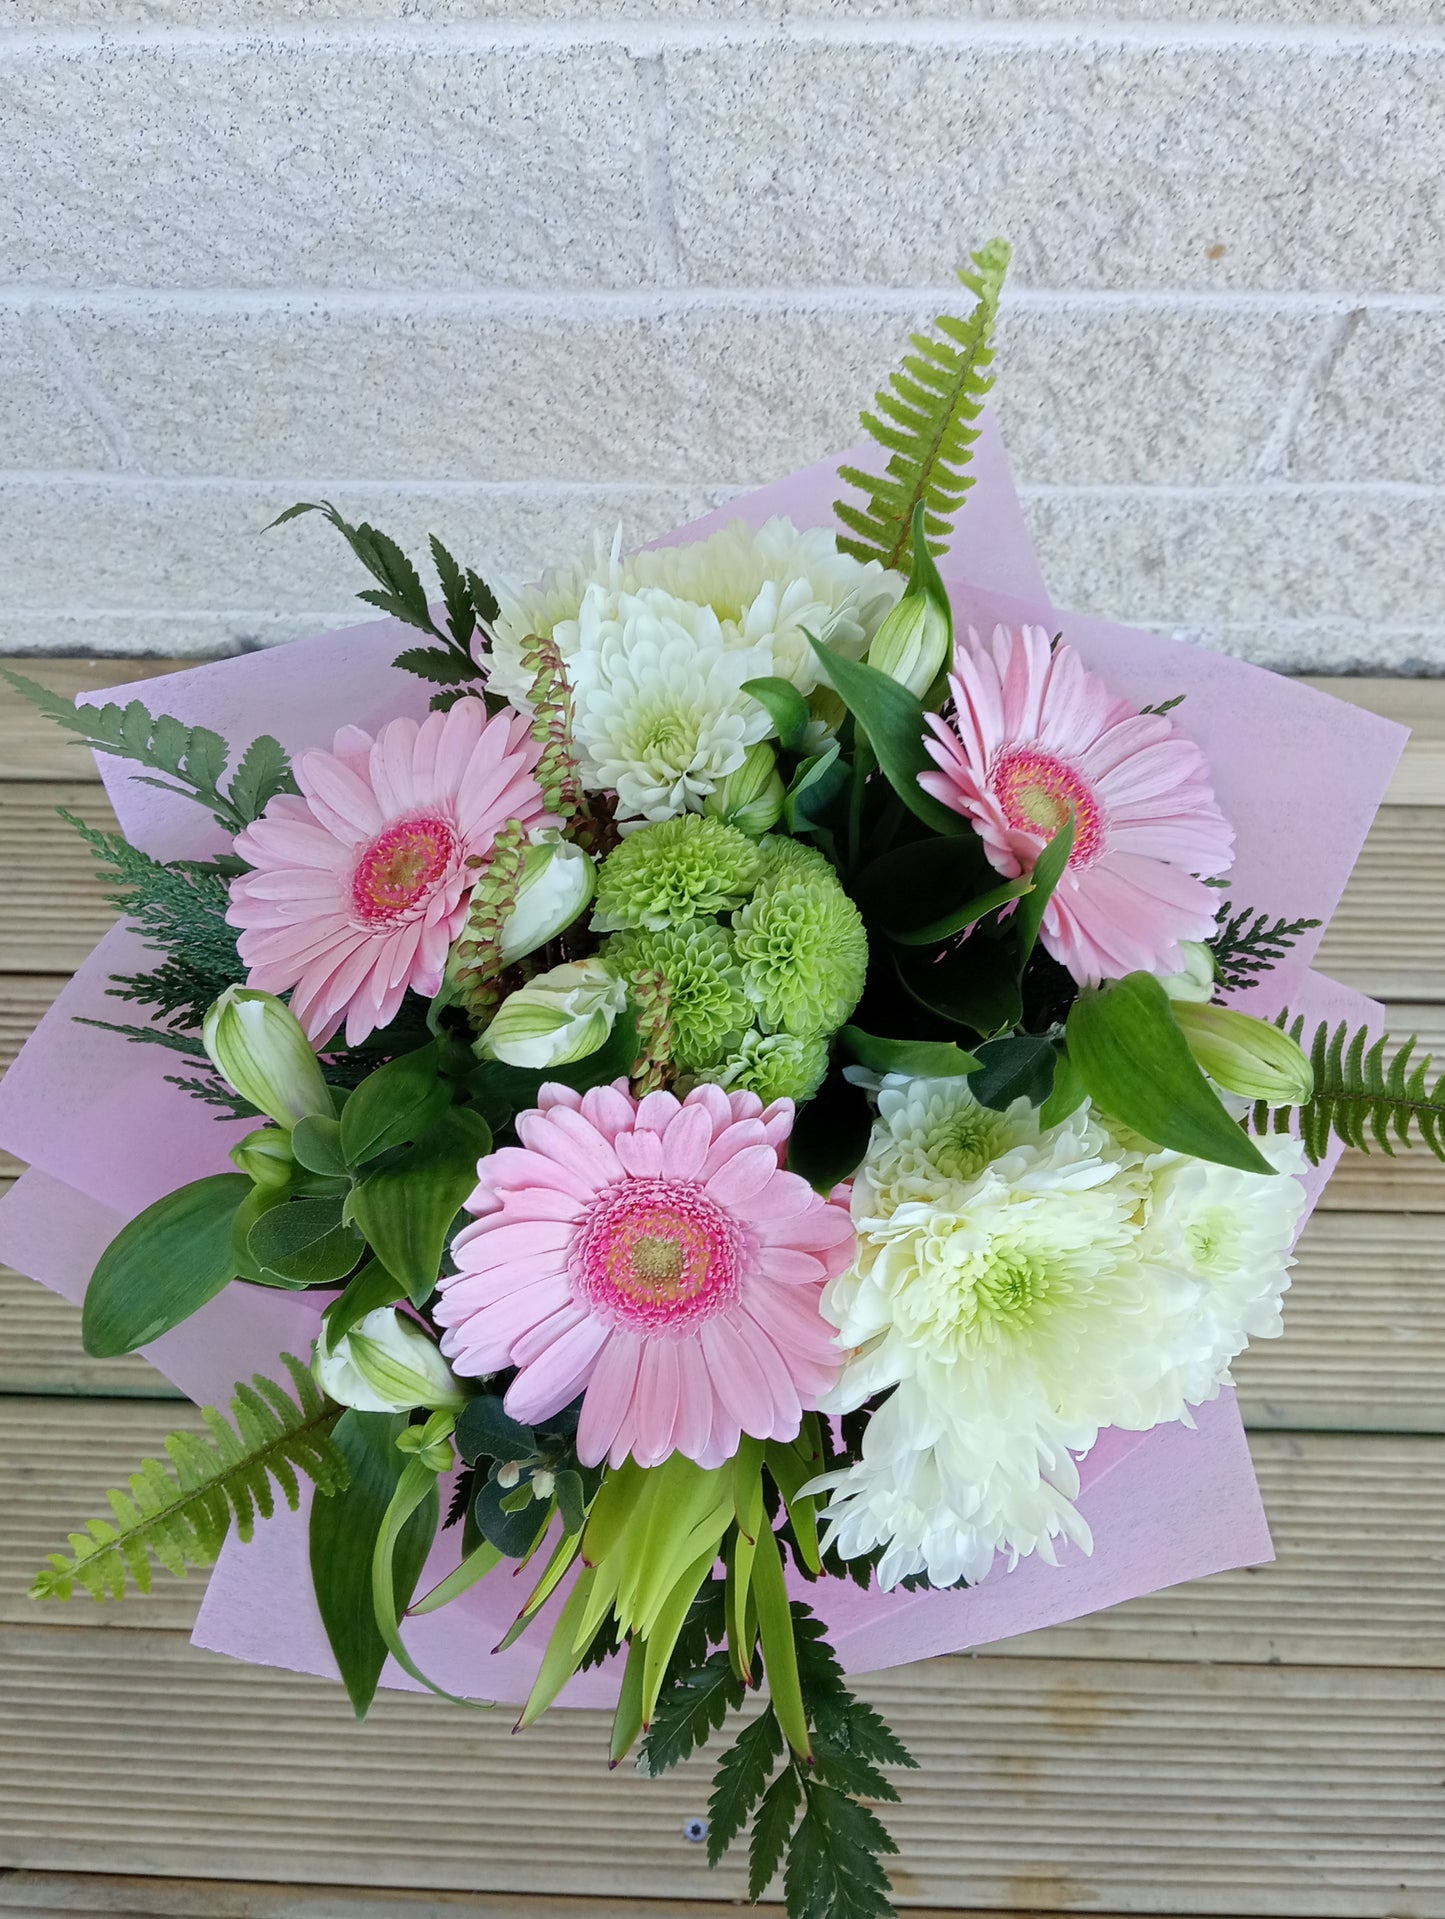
[2,7,1441,670]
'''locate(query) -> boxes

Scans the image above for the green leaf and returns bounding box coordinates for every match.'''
[227,734,297,824]
[834,238,1011,570]
[320,1261,407,1345]
[34,1355,346,1602]
[839,1027,980,1079]
[371,1453,488,1709]
[1271,1016,1445,1165]
[1013,813,1075,967]
[455,1394,535,1467]
[783,742,849,839]
[968,1033,1057,1110]
[1067,972,1273,1174]
[752,1520,810,1760]
[473,1476,547,1558]
[748,1762,803,1902]
[742,676,811,753]
[429,535,476,651]
[708,1707,785,1868]
[784,1778,898,1919]
[641,1651,744,1777]
[339,1042,451,1165]
[892,935,1022,1040]
[889,872,1032,946]
[785,1070,872,1193]
[807,637,965,838]
[247,1196,363,1288]
[852,832,992,930]
[349,1107,492,1301]
[290,1113,349,1179]
[82,1172,248,1357]
[311,1410,437,1718]
[392,645,470,686]
[409,1535,505,1616]
[1038,1046,1087,1129]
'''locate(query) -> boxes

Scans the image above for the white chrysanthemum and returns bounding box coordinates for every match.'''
[1122,1129,1309,1427]
[568,585,774,823]
[487,516,903,708]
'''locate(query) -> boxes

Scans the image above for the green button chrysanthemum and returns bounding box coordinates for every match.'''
[605,920,752,1071]
[706,1029,831,1105]
[753,833,835,890]
[732,869,868,1039]
[592,815,763,933]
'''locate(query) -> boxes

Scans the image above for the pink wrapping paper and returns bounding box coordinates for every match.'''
[0,419,1407,1707]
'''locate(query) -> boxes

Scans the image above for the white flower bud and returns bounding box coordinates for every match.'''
[313,1307,468,1414]
[1172,1001,1316,1105]
[531,1467,556,1501]
[865,535,953,698]
[480,958,627,1071]
[203,986,334,1132]
[497,1460,523,1490]
[704,742,785,836]
[498,835,598,966]
[1161,941,1217,1004]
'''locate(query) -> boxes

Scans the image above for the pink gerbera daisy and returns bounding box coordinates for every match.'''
[435,1080,854,1472]
[919,624,1234,985]
[227,698,552,1046]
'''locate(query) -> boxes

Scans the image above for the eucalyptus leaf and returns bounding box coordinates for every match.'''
[1067,972,1274,1174]
[82,1172,248,1357]
[968,1033,1057,1110]
[806,636,966,837]
[311,1410,437,1718]
[349,1106,492,1302]
[839,1027,980,1078]
[339,1041,451,1165]
[741,676,810,753]
[455,1394,536,1467]
[474,1475,548,1558]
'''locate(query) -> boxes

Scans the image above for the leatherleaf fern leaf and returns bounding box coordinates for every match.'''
[32,1356,349,1603]
[835,238,1011,572]
[1255,1016,1445,1163]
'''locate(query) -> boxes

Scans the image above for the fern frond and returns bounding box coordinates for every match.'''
[835,239,1010,572]
[1256,1016,1445,1164]
[33,1356,348,1603]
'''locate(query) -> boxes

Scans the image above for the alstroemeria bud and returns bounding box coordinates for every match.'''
[865,523,953,698]
[1161,942,1218,1004]
[499,835,597,966]
[1172,1002,1315,1104]
[314,1307,468,1414]
[480,958,627,1070]
[704,742,785,836]
[229,1126,295,1189]
[203,986,334,1131]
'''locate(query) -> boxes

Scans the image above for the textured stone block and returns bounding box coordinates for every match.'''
[12,0,773,18]
[0,43,655,289]
[789,0,1441,19]
[0,311,112,470]
[665,43,1445,292]
[1291,312,1445,485]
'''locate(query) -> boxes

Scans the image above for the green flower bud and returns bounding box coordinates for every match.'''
[1172,1002,1315,1105]
[203,986,334,1131]
[395,1409,457,1474]
[865,527,953,698]
[229,1126,295,1190]
[1161,941,1217,1004]
[314,1308,468,1415]
[480,958,627,1070]
[499,835,597,966]
[704,743,785,837]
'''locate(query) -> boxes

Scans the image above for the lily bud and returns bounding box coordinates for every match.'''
[704,742,785,836]
[203,986,334,1131]
[229,1126,295,1190]
[499,835,597,966]
[314,1307,468,1414]
[1172,1002,1315,1105]
[1161,942,1218,1004]
[480,958,627,1070]
[865,518,953,698]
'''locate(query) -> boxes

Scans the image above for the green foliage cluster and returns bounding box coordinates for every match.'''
[33,1355,347,1602]
[835,239,1011,571]
[1257,1017,1445,1162]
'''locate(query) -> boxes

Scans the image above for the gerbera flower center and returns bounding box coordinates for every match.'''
[572,1176,742,1336]
[991,747,1105,864]
[351,816,457,924]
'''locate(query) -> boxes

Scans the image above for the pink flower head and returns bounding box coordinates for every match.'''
[919,625,1234,985]
[435,1080,855,1471]
[227,698,552,1046]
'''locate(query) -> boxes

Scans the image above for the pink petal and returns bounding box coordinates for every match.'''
[577,1333,644,1470]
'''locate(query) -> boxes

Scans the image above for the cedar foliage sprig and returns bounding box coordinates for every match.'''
[33,1356,348,1602]
[2,669,295,833]
[269,502,498,709]
[1256,1016,1445,1163]
[835,239,1010,573]
[641,1600,916,1919]
[1210,904,1321,994]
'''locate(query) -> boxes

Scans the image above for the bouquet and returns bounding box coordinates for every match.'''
[2,240,1436,1919]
